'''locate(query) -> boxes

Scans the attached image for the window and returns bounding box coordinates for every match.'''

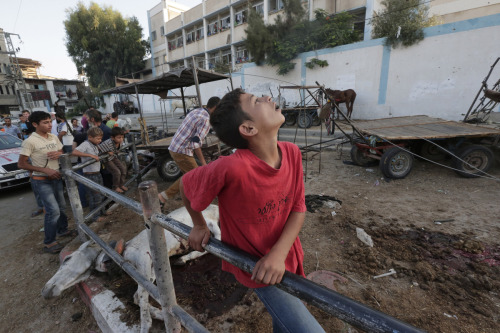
[220,15,230,31]
[160,26,165,36]
[235,47,249,63]
[154,57,159,66]
[196,27,204,40]
[0,86,3,94]
[151,30,157,41]
[270,0,284,11]
[253,2,264,16]
[186,30,195,44]
[176,36,183,47]
[222,50,232,64]
[235,10,247,25]
[207,21,218,36]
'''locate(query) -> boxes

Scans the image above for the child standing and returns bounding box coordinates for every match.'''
[180,89,324,332]
[72,127,105,222]
[98,127,128,193]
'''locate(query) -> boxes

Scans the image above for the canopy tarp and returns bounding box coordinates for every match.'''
[101,67,230,99]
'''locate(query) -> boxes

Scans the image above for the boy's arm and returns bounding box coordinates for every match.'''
[193,147,206,166]
[72,149,100,161]
[180,179,211,252]
[251,211,305,285]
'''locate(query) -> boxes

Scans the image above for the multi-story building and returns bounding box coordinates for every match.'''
[148,0,500,77]
[0,28,21,115]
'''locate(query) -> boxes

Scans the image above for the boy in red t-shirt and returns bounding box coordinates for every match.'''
[180,89,324,332]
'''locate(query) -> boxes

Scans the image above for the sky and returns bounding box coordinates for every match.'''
[0,0,202,80]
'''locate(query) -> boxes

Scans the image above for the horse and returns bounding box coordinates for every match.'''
[325,89,357,119]
[170,97,197,118]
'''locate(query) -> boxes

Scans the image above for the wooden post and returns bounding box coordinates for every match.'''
[138,181,181,333]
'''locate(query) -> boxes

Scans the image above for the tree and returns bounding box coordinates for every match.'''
[245,0,359,75]
[64,2,149,88]
[371,0,440,48]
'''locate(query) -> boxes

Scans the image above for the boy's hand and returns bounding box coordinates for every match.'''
[188,225,211,252]
[44,168,61,179]
[251,251,287,285]
[90,154,100,161]
[108,152,114,156]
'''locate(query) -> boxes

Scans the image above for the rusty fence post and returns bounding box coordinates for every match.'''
[60,154,87,243]
[138,180,181,333]
[131,134,142,185]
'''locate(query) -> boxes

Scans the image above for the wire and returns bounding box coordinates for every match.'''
[13,0,23,32]
[367,134,500,181]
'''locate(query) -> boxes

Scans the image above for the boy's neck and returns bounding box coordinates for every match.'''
[248,135,281,169]
[36,129,49,138]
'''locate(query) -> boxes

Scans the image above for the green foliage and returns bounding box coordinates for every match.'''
[64,2,149,89]
[245,1,359,75]
[71,85,105,115]
[305,58,329,69]
[213,61,232,74]
[371,0,440,48]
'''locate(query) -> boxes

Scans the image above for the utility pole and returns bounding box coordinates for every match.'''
[1,31,32,111]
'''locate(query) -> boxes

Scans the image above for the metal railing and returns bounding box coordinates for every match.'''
[59,146,425,333]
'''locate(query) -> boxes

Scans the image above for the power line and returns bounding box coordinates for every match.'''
[13,0,23,32]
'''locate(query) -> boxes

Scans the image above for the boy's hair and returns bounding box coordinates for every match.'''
[111,127,125,137]
[210,89,251,149]
[29,111,51,124]
[22,110,30,115]
[87,127,103,138]
[87,109,102,123]
[206,96,220,109]
[111,111,118,118]
[71,118,78,123]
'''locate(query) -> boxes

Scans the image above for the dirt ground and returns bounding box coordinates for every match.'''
[0,145,499,333]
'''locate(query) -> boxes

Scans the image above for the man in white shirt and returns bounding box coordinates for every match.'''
[50,111,58,136]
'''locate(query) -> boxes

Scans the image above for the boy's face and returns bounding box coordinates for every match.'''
[240,93,285,132]
[33,118,52,134]
[88,135,103,145]
[112,135,124,145]
[72,120,78,127]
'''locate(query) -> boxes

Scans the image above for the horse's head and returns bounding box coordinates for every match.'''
[41,241,101,299]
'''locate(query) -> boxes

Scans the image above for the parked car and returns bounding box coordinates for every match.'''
[0,132,30,189]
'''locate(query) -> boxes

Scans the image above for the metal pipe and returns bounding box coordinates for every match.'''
[63,170,143,214]
[131,134,142,185]
[151,213,424,333]
[71,141,136,171]
[60,154,87,242]
[84,158,155,222]
[192,60,203,107]
[138,181,181,333]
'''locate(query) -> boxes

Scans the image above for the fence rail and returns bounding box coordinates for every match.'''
[59,145,425,333]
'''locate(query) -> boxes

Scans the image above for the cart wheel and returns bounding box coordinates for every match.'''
[312,113,321,126]
[297,112,313,128]
[380,147,414,179]
[350,145,374,166]
[418,141,447,161]
[156,155,182,181]
[452,145,493,178]
[284,113,296,126]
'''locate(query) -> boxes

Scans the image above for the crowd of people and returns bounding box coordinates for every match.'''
[15,90,326,331]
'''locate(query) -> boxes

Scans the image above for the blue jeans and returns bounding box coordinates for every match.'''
[254,286,325,333]
[85,173,104,221]
[76,168,88,207]
[31,178,68,245]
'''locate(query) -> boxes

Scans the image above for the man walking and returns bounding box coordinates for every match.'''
[158,96,220,205]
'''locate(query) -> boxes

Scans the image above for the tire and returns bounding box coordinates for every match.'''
[156,155,182,181]
[284,113,296,126]
[380,147,414,179]
[452,145,493,178]
[350,145,374,166]
[312,112,321,126]
[297,112,313,128]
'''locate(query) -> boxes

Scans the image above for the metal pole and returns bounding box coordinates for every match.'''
[191,60,203,107]
[138,181,181,333]
[131,134,142,185]
[60,154,87,242]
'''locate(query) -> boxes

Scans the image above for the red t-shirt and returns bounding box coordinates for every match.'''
[182,141,306,288]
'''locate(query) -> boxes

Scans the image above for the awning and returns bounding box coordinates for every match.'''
[100,67,231,99]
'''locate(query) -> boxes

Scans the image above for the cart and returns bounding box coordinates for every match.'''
[348,115,500,179]
[101,67,233,180]
[279,86,324,128]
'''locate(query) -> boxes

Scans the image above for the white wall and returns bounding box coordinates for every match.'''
[101,14,500,121]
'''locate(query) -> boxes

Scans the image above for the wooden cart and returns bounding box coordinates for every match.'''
[349,115,500,179]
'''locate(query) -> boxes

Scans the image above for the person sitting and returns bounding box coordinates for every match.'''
[106,111,119,128]
[98,127,128,193]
